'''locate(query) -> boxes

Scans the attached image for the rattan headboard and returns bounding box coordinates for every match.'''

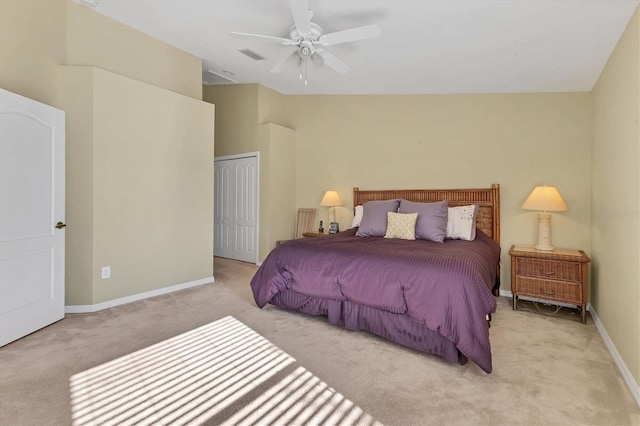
[353,184,500,245]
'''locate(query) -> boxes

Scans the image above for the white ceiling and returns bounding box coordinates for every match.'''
[86,0,639,95]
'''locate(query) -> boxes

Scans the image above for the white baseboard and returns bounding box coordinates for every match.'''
[499,289,639,408]
[65,276,215,314]
[588,304,640,408]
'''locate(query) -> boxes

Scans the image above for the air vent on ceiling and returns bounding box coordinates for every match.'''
[202,70,237,85]
[238,49,266,61]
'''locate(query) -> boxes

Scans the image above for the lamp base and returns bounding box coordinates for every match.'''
[535,212,554,252]
[328,206,336,224]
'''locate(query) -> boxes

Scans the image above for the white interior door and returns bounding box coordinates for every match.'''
[0,88,65,347]
[214,155,257,263]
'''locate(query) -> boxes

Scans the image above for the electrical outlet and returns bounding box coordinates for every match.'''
[101,266,111,279]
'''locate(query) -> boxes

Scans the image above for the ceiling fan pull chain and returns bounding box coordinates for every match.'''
[299,58,303,81]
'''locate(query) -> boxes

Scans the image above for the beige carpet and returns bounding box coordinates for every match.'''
[0,257,638,425]
[67,315,380,426]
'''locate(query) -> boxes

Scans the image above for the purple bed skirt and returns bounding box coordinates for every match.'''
[270,288,465,366]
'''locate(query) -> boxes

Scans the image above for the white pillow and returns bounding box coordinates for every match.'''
[446,205,479,241]
[384,212,418,240]
[350,205,364,228]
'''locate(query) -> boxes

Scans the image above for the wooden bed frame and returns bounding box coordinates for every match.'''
[353,184,501,294]
[353,184,500,245]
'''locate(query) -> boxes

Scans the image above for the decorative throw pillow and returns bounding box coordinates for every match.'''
[398,199,448,243]
[350,205,364,228]
[446,205,479,241]
[384,212,418,240]
[355,199,401,237]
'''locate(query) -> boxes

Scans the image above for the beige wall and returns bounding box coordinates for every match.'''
[0,0,202,103]
[91,68,214,303]
[206,85,593,279]
[0,0,66,107]
[258,123,297,254]
[58,67,95,304]
[65,0,202,99]
[204,85,297,261]
[203,84,259,157]
[258,85,293,128]
[287,93,592,280]
[2,0,215,306]
[203,84,294,158]
[592,7,640,386]
[60,66,215,306]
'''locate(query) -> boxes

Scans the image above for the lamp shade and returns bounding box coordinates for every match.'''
[521,186,568,212]
[320,190,343,207]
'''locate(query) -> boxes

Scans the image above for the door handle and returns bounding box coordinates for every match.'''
[55,222,66,229]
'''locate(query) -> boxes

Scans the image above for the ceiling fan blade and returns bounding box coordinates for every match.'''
[318,25,381,46]
[289,0,311,37]
[310,51,323,68]
[314,49,350,74]
[271,50,301,73]
[230,32,293,45]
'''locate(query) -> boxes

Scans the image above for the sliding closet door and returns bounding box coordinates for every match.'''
[214,155,258,263]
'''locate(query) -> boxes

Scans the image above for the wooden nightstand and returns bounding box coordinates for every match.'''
[509,245,591,324]
[302,232,328,237]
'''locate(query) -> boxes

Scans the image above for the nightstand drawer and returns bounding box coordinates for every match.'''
[514,277,583,304]
[515,258,581,282]
[509,245,590,323]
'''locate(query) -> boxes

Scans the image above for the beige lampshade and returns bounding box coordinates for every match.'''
[320,190,343,207]
[521,185,569,212]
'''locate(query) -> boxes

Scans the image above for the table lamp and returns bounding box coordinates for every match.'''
[521,185,568,251]
[320,190,343,224]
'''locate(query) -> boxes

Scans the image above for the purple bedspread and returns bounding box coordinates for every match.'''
[250,228,500,373]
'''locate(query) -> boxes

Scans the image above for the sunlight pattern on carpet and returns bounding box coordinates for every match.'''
[221,366,378,426]
[69,316,381,425]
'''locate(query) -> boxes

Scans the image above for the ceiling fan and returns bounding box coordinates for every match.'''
[230,0,381,85]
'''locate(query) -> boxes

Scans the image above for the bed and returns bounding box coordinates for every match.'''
[250,184,501,373]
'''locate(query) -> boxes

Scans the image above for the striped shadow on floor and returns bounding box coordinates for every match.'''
[69,316,381,426]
